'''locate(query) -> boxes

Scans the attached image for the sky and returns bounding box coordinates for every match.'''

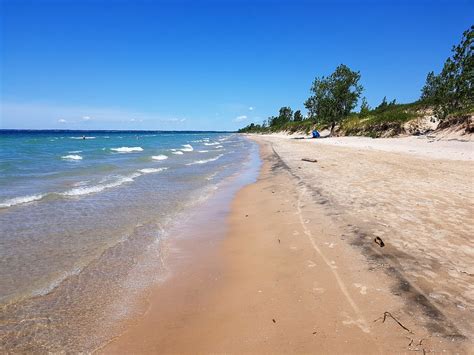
[1,0,472,131]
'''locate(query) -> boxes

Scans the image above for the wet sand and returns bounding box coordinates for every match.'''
[103,135,473,353]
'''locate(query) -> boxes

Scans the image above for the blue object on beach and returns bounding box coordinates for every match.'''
[312,130,320,138]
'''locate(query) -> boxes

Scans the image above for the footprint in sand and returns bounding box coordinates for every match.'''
[307,260,316,268]
[341,312,370,333]
[354,283,367,295]
[312,282,325,294]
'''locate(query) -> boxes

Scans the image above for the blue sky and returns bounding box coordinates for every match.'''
[1,0,472,131]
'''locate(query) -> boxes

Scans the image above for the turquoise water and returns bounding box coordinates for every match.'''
[0,130,256,351]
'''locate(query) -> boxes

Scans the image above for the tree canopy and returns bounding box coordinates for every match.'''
[304,64,363,133]
[421,25,473,119]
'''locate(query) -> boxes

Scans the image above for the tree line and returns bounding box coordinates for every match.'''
[239,25,473,134]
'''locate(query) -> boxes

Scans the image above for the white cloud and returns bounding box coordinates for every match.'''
[249,106,254,111]
[234,115,248,122]
[167,117,186,123]
[1,101,189,129]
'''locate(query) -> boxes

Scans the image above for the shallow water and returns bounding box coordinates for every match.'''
[0,130,256,352]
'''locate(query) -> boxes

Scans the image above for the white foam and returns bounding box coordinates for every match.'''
[139,167,168,174]
[204,142,219,146]
[186,154,224,165]
[214,145,224,148]
[68,150,82,154]
[62,173,141,196]
[62,154,83,160]
[151,154,168,160]
[0,194,44,208]
[181,144,194,152]
[31,266,82,297]
[198,150,209,153]
[111,147,143,153]
[172,151,184,155]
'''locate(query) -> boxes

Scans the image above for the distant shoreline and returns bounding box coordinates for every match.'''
[0,129,236,133]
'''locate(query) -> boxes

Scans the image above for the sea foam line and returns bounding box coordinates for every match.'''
[0,194,45,208]
[111,147,143,153]
[62,154,83,160]
[181,144,194,152]
[139,167,168,174]
[61,173,141,196]
[152,155,168,160]
[186,154,224,165]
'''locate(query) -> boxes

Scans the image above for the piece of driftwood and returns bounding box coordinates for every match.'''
[374,311,413,333]
[301,158,318,163]
[374,236,385,247]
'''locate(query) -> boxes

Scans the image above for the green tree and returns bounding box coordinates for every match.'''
[359,97,370,117]
[376,96,388,110]
[293,110,304,121]
[305,64,363,134]
[421,26,473,119]
[278,106,293,124]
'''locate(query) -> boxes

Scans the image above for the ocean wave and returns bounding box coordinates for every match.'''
[181,144,193,152]
[70,136,96,140]
[198,150,209,153]
[151,155,168,160]
[204,142,219,146]
[172,151,184,155]
[138,167,168,174]
[62,173,141,196]
[186,154,223,166]
[61,155,83,160]
[214,145,224,149]
[31,266,82,298]
[111,147,143,153]
[0,194,45,208]
[68,150,82,154]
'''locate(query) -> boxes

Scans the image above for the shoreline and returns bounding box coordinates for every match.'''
[0,134,259,353]
[103,135,472,353]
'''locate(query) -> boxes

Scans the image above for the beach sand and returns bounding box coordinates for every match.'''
[102,135,473,353]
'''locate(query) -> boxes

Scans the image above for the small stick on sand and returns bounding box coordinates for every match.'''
[374,311,413,334]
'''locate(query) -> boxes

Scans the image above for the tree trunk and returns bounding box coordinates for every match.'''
[330,121,336,136]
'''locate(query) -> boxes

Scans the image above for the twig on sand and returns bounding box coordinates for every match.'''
[374,311,413,334]
[301,158,318,163]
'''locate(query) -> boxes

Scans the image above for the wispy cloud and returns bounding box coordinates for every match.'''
[1,101,188,129]
[167,118,186,123]
[234,115,247,122]
[248,106,254,111]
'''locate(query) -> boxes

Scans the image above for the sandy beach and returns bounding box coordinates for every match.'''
[101,134,473,353]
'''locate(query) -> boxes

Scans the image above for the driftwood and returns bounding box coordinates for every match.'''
[301,158,318,163]
[374,236,385,247]
[374,311,413,334]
